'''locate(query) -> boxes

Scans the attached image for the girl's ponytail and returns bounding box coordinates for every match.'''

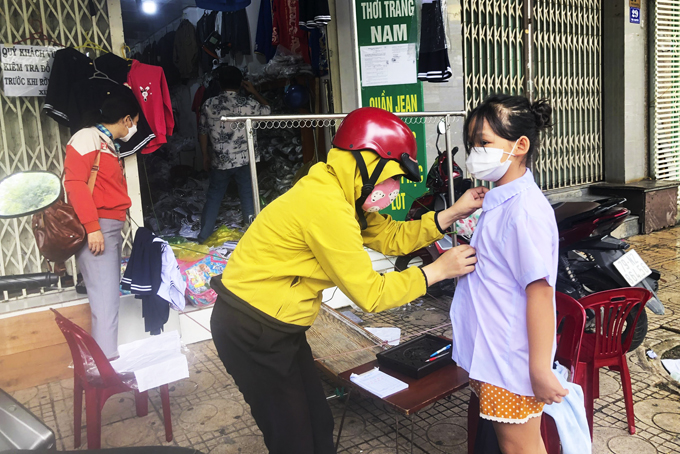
[530,99,553,130]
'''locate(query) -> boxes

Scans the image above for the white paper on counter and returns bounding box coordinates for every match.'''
[366,327,401,346]
[110,330,189,392]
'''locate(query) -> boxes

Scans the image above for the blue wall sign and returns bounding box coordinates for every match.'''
[630,7,640,24]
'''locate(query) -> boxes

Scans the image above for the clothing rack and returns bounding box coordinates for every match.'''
[131,8,194,55]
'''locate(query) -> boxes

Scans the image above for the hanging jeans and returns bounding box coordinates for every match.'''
[198,165,255,242]
[75,218,124,359]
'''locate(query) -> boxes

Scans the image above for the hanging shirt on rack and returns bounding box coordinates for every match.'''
[173,20,199,79]
[128,60,175,154]
[94,53,156,156]
[197,11,218,72]
[44,48,93,126]
[121,227,170,335]
[272,0,310,63]
[255,0,277,62]
[417,0,452,82]
[222,9,251,55]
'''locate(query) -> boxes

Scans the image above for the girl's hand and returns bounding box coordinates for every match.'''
[88,230,105,256]
[530,369,568,404]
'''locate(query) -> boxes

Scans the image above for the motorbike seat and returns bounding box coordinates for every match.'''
[553,198,627,229]
[553,201,601,224]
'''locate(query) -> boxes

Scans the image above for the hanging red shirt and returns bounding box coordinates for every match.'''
[272,0,310,63]
[127,60,175,154]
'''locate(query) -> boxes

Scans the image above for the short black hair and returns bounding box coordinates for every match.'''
[217,65,243,91]
[83,91,140,128]
[463,94,553,164]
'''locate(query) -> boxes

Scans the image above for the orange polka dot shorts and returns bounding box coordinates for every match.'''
[469,379,544,424]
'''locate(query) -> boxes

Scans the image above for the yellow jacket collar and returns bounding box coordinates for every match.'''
[323,148,406,206]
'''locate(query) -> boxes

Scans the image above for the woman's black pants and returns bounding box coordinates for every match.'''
[211,301,336,454]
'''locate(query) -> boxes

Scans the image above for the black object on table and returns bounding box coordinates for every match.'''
[376,334,453,379]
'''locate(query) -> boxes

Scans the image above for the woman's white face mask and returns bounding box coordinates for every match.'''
[120,117,138,142]
[465,139,519,182]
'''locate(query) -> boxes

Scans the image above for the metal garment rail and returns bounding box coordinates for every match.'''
[220,111,466,219]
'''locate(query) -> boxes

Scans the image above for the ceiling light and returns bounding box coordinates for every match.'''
[141,0,157,14]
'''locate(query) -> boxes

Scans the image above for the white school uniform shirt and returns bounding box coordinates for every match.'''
[450,169,559,397]
[154,238,187,311]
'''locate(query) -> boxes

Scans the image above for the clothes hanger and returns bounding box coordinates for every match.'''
[121,44,134,64]
[74,39,109,54]
[88,60,119,85]
[12,28,65,48]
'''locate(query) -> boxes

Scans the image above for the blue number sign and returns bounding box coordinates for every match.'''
[630,7,640,24]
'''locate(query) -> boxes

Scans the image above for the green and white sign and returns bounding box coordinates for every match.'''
[356,0,426,220]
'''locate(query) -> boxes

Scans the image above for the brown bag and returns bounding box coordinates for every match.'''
[32,152,101,264]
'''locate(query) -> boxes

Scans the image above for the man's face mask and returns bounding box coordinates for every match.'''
[362,178,400,213]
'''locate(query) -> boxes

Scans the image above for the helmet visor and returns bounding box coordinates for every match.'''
[400,153,422,182]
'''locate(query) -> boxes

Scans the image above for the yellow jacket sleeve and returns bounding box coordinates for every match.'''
[361,210,446,256]
[303,204,428,313]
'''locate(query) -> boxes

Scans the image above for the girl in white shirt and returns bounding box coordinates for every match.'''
[450,95,568,454]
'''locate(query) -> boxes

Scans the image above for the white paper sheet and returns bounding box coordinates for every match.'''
[360,44,417,87]
[662,359,680,376]
[110,331,189,392]
[350,367,408,398]
[366,327,401,346]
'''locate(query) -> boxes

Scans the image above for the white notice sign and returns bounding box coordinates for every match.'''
[360,43,417,87]
[613,249,652,286]
[0,45,61,97]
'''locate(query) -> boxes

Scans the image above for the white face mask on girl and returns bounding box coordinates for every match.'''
[465,139,519,182]
[120,120,138,142]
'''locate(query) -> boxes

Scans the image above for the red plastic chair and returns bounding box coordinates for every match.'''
[540,292,588,453]
[576,288,651,436]
[51,308,173,449]
[467,292,587,454]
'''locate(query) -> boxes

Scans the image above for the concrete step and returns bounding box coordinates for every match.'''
[612,215,640,239]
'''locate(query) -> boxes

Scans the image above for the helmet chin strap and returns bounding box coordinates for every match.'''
[352,151,389,230]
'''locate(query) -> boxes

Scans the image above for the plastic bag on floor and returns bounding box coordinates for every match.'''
[202,225,243,247]
[171,242,211,262]
[179,252,228,307]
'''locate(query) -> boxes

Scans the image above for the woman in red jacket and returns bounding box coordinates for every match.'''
[64,95,139,358]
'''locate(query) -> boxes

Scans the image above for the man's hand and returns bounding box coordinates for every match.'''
[203,154,211,172]
[531,369,568,404]
[241,80,257,95]
[422,244,477,285]
[88,230,105,256]
[436,187,489,229]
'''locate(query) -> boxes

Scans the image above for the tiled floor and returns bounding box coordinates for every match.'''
[12,226,680,453]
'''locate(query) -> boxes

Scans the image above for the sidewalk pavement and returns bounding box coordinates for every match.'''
[11,226,680,453]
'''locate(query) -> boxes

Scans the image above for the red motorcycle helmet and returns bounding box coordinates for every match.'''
[333,107,421,182]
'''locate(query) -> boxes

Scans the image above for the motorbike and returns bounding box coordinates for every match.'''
[395,133,663,351]
[553,197,663,351]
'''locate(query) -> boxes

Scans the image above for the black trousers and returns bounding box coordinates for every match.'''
[210,301,336,454]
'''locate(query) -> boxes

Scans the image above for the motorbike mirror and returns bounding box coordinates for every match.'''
[437,120,446,135]
[0,171,61,219]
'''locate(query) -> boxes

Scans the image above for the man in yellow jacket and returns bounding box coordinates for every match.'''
[210,108,486,454]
